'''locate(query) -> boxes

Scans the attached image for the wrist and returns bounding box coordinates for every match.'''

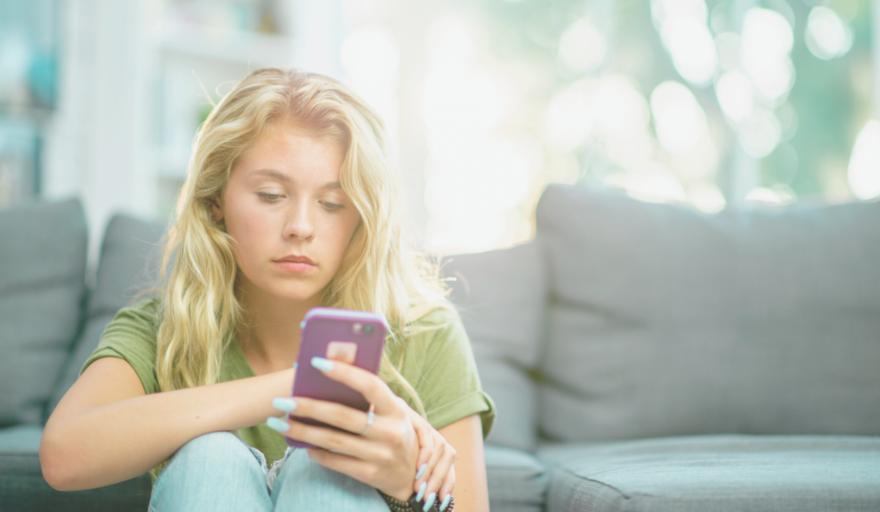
[275,367,296,390]
[386,485,413,502]
[378,489,418,512]
[379,489,454,512]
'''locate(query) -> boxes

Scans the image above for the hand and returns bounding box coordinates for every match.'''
[265,356,418,501]
[402,399,457,512]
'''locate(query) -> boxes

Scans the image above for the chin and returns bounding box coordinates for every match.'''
[240,270,329,304]
[268,282,325,303]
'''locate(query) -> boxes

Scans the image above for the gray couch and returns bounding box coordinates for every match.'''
[2,184,879,511]
[445,185,880,511]
[1,199,161,511]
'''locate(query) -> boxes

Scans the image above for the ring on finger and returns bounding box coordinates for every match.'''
[359,403,376,435]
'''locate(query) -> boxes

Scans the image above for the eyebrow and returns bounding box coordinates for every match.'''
[251,169,341,189]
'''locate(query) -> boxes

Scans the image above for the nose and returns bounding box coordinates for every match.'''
[282,199,315,241]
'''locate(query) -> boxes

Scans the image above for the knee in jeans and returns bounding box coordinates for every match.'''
[173,432,254,466]
[150,432,273,509]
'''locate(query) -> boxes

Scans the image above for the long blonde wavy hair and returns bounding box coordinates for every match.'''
[155,67,453,422]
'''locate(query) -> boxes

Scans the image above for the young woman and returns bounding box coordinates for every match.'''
[40,68,495,511]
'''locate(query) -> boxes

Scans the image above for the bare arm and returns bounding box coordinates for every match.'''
[40,357,295,491]
[439,415,490,511]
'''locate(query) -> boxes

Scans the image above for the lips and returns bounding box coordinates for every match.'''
[274,254,316,266]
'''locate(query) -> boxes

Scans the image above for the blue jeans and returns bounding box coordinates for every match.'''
[148,432,391,511]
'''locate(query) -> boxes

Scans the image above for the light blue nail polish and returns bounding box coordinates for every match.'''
[266,416,289,433]
[293,362,298,369]
[415,481,427,502]
[422,492,436,511]
[439,494,452,511]
[415,463,427,480]
[311,356,334,372]
[272,397,297,413]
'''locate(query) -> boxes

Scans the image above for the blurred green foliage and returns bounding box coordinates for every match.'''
[461,0,874,201]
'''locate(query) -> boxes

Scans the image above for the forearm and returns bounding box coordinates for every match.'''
[41,368,294,491]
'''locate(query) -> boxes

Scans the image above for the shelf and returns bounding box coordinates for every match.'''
[159,20,292,67]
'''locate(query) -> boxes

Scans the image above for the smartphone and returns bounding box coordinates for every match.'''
[286,307,388,449]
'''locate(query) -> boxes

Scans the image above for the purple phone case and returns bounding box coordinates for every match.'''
[286,307,387,449]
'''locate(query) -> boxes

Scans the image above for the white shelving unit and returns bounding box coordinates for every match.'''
[45,0,347,255]
[150,1,343,216]
[151,6,296,215]
[159,19,291,66]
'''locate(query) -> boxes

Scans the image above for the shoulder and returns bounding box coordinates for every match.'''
[106,296,162,331]
[123,296,161,317]
[404,304,465,342]
[398,303,496,434]
[81,296,163,392]
[99,296,163,347]
[398,304,471,361]
[405,299,463,329]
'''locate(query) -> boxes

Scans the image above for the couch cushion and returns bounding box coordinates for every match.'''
[443,242,545,450]
[537,435,880,512]
[0,425,42,453]
[536,184,880,441]
[47,213,165,417]
[0,199,87,427]
[0,425,151,511]
[485,444,547,512]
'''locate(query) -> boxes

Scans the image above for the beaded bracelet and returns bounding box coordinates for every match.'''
[379,491,454,512]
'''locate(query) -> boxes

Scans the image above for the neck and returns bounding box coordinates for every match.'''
[237,286,319,371]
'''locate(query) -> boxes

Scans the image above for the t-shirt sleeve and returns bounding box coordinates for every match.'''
[79,298,160,395]
[413,309,496,438]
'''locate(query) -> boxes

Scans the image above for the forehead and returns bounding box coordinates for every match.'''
[233,121,344,183]
[248,168,341,190]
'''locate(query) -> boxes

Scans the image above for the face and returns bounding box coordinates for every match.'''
[214,121,361,306]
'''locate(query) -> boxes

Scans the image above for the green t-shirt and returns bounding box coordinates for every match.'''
[80,298,495,481]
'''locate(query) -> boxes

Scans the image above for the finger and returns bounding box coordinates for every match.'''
[422,442,456,510]
[308,357,398,415]
[395,396,431,480]
[438,465,456,512]
[410,413,433,479]
[413,420,436,492]
[288,419,388,460]
[398,395,429,452]
[286,396,383,438]
[415,437,445,500]
[267,414,385,461]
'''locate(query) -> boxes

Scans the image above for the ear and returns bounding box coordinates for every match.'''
[210,198,223,223]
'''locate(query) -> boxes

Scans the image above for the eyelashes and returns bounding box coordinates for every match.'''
[257,192,284,203]
[321,201,345,211]
[256,192,345,211]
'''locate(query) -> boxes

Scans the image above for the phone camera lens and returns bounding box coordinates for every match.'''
[352,322,363,334]
[363,324,374,335]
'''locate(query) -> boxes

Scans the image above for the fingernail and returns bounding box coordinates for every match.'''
[415,481,427,502]
[272,397,297,413]
[422,492,436,511]
[415,463,427,480]
[266,416,289,433]
[293,362,299,369]
[311,356,334,372]
[439,494,452,511]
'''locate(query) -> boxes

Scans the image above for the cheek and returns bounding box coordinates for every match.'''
[328,215,361,260]
[225,202,274,259]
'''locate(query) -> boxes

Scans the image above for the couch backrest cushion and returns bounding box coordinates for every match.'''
[442,242,545,451]
[47,213,165,417]
[536,184,880,441]
[0,199,87,426]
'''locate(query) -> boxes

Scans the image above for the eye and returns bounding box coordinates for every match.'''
[257,192,285,203]
[320,200,345,211]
